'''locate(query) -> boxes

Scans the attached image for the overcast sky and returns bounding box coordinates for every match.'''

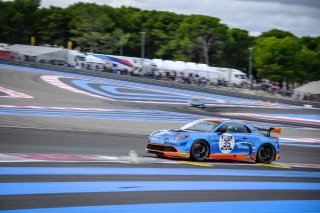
[40,0,320,37]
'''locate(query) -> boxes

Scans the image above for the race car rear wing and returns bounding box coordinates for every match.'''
[255,127,282,137]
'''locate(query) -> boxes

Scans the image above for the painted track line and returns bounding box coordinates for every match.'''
[0,87,33,98]
[1,105,319,131]
[1,153,319,169]
[0,64,305,108]
[220,113,320,126]
[1,167,319,177]
[1,181,320,195]
[1,200,318,213]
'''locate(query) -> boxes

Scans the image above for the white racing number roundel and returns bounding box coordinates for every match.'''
[219,133,235,153]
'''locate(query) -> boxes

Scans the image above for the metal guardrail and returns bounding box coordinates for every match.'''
[0,58,319,108]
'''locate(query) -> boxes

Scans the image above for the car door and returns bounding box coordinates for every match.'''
[233,124,253,155]
[213,122,250,155]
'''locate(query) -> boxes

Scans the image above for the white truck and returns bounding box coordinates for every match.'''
[217,67,249,87]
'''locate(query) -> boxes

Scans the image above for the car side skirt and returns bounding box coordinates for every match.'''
[209,154,257,161]
[146,143,280,162]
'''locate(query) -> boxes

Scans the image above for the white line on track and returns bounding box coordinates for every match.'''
[41,75,304,108]
[0,86,33,98]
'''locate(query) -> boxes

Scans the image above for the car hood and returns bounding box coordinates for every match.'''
[152,129,193,136]
[149,129,197,141]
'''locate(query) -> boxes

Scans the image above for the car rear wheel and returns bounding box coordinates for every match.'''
[256,144,275,164]
[155,153,165,158]
[190,140,209,161]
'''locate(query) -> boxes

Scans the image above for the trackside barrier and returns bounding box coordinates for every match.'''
[304,104,313,108]
[0,58,319,108]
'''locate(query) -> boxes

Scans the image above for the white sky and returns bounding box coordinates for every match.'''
[40,0,320,37]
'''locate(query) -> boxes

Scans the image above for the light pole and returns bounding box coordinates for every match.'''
[119,35,123,56]
[248,47,253,84]
[141,31,145,68]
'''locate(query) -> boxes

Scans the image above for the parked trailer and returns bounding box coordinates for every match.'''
[217,67,249,87]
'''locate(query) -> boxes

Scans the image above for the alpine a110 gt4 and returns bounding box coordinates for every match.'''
[146,118,281,163]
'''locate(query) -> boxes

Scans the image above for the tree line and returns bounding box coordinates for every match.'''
[0,0,319,83]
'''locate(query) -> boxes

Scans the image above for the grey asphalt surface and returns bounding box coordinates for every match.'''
[0,68,132,109]
[0,66,319,211]
[0,126,319,165]
[1,190,319,210]
[1,68,319,119]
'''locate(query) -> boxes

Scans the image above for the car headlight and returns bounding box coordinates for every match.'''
[174,134,190,140]
[150,130,161,137]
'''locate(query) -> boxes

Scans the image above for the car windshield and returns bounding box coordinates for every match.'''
[181,120,220,132]
[191,98,201,101]
[191,97,202,101]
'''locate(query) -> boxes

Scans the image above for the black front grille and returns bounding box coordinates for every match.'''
[147,144,177,152]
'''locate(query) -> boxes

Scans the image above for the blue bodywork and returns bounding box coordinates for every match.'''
[188,98,205,108]
[146,120,280,162]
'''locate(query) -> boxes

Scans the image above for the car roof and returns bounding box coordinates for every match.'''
[199,118,250,126]
[200,118,224,123]
[220,120,256,129]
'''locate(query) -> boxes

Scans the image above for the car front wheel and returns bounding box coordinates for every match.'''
[256,144,275,164]
[190,140,210,161]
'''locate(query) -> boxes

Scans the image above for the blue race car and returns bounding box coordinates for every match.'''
[187,96,205,108]
[146,118,281,163]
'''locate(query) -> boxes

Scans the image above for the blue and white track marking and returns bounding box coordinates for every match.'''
[1,200,318,213]
[0,105,319,148]
[0,86,33,98]
[0,64,299,108]
[279,138,320,148]
[0,154,319,169]
[1,181,319,195]
[220,113,320,126]
[44,75,294,107]
[1,167,319,177]
[0,105,205,123]
[43,75,259,105]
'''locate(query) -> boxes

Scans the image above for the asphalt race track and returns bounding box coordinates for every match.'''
[0,65,319,212]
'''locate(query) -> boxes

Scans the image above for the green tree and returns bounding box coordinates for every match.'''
[35,7,71,47]
[0,0,40,44]
[254,36,302,81]
[222,28,253,71]
[0,1,318,82]
[298,37,320,81]
[259,29,296,39]
[66,3,118,53]
[156,15,229,65]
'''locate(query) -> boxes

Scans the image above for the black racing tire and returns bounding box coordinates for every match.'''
[156,153,165,158]
[256,144,275,164]
[190,140,210,161]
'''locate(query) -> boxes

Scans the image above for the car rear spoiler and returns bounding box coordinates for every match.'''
[255,127,282,137]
